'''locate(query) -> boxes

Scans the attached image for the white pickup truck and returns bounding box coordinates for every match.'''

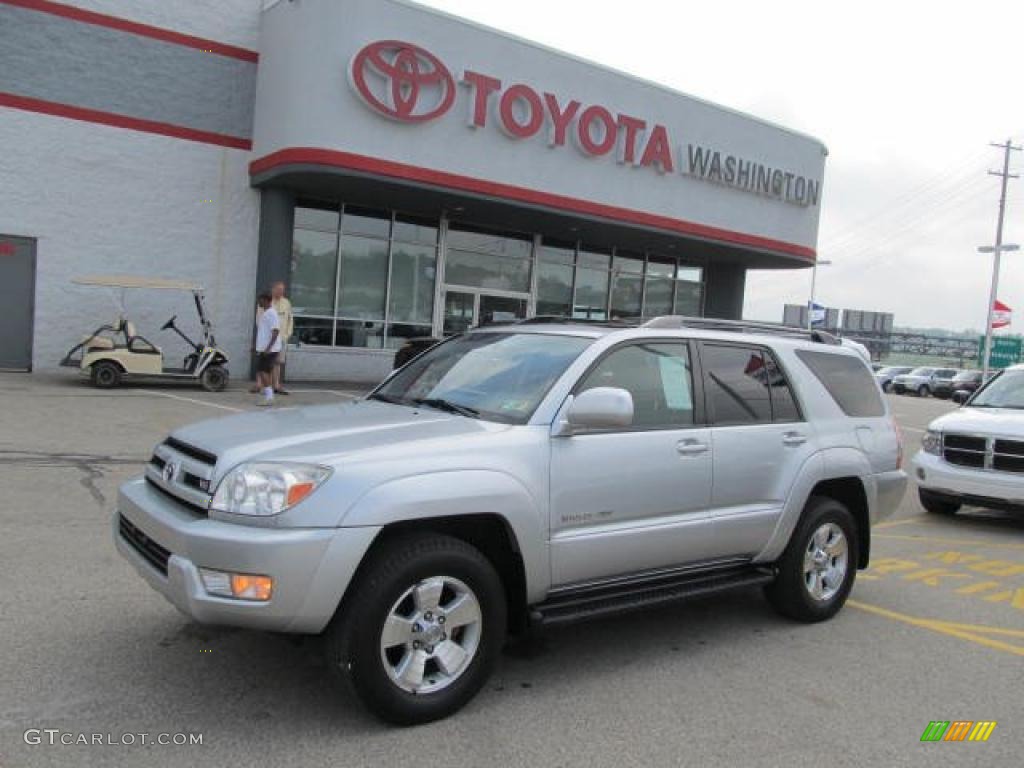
[913,363,1024,514]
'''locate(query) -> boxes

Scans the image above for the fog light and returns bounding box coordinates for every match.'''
[200,568,273,601]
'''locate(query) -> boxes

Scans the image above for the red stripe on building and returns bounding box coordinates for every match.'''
[0,0,259,62]
[0,92,253,150]
[250,148,817,262]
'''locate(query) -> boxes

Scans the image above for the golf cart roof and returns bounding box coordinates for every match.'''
[73,275,203,291]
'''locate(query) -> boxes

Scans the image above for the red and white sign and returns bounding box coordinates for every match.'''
[992,300,1012,329]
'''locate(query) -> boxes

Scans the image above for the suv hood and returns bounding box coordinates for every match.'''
[930,406,1024,439]
[169,400,504,469]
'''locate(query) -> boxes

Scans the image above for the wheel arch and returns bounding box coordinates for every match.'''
[808,477,870,569]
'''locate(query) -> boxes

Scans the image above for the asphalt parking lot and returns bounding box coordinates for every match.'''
[1,373,1021,768]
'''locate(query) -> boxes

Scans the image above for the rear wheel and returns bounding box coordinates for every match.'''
[917,384,930,397]
[90,361,122,389]
[919,489,960,515]
[765,496,858,622]
[325,533,507,725]
[200,365,228,392]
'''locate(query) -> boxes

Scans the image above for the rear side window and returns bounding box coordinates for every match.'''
[796,350,885,417]
[701,345,772,425]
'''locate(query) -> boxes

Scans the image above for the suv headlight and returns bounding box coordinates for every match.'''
[210,462,331,517]
[921,430,942,455]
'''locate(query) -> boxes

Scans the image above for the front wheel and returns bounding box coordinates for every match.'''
[325,534,507,725]
[919,489,960,515]
[917,384,930,397]
[765,496,858,622]
[882,381,892,393]
[199,365,228,392]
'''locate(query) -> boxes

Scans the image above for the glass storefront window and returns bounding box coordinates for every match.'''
[393,215,439,246]
[675,265,704,316]
[610,251,644,319]
[388,243,436,325]
[447,224,532,258]
[445,248,531,292]
[644,257,675,317]
[536,240,575,317]
[290,228,338,316]
[574,246,610,320]
[292,316,334,346]
[337,235,389,320]
[335,319,385,349]
[294,204,340,233]
[342,206,391,238]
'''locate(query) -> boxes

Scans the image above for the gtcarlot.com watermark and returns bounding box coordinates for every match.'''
[24,729,203,747]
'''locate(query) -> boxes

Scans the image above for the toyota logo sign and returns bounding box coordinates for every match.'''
[349,40,455,123]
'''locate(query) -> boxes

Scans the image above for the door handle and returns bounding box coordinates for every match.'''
[676,439,709,455]
[782,431,807,447]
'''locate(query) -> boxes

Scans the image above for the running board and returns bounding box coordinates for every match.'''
[531,566,776,627]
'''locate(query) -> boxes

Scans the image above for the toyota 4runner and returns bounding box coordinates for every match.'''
[115,317,907,724]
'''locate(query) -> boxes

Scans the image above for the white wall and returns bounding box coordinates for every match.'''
[0,107,260,372]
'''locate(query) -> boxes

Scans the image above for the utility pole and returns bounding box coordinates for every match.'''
[980,139,1021,380]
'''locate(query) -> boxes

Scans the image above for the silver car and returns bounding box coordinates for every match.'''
[115,317,907,724]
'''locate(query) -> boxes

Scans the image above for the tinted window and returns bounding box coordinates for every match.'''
[797,350,885,417]
[579,343,694,428]
[765,353,802,422]
[701,345,772,425]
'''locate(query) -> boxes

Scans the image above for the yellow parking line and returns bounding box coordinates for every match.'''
[872,533,1024,552]
[926,621,1024,639]
[874,515,928,530]
[848,600,1024,657]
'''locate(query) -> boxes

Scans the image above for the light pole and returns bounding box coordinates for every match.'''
[807,259,833,330]
[978,243,1019,378]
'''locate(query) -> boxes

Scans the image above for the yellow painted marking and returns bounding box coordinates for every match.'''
[847,600,1024,657]
[874,515,928,530]
[873,533,1024,552]
[955,580,1003,595]
[982,588,1024,609]
[969,560,1024,577]
[902,568,971,587]
[925,551,985,565]
[868,557,921,574]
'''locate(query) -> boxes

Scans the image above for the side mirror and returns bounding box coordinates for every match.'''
[952,390,968,405]
[565,387,634,431]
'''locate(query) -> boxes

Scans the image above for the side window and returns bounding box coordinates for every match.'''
[764,352,802,422]
[796,350,885,417]
[701,344,772,425]
[579,343,694,428]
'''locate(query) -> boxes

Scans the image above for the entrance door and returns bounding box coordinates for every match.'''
[442,290,528,335]
[0,236,36,371]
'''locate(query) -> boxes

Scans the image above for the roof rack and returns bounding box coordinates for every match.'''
[516,316,636,327]
[641,315,841,345]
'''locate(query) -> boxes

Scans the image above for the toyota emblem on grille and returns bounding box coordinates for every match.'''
[162,461,177,484]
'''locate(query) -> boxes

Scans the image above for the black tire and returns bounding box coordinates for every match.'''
[324,533,507,725]
[917,384,930,397]
[765,496,859,623]
[90,361,122,389]
[199,365,228,392]
[918,489,960,515]
[882,381,892,393]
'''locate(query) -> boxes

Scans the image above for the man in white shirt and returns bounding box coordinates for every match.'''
[254,292,282,405]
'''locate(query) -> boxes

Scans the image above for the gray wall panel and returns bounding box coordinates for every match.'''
[0,4,255,139]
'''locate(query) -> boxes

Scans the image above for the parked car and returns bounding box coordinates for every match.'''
[392,336,440,369]
[115,317,906,724]
[874,365,914,393]
[891,367,960,396]
[932,370,983,400]
[913,364,1024,515]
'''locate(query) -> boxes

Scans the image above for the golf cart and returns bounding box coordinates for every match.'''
[61,275,229,392]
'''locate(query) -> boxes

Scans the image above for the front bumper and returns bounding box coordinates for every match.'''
[114,477,380,633]
[912,451,1024,508]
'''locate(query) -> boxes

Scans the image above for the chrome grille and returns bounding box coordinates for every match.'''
[942,434,1024,474]
[145,438,216,513]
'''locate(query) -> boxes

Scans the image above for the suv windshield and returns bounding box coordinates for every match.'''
[372,332,593,424]
[969,370,1024,409]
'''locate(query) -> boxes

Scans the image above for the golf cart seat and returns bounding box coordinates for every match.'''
[122,322,160,355]
[81,335,115,351]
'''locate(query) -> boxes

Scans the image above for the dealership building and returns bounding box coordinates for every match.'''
[0,0,826,381]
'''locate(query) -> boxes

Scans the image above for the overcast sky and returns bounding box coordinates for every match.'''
[419,0,1024,332]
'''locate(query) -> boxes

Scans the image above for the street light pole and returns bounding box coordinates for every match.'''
[980,139,1021,379]
[807,259,832,330]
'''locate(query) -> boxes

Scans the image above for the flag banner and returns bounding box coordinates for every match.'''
[808,302,826,327]
[992,300,1012,329]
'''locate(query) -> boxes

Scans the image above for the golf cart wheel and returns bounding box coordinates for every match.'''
[917,384,930,397]
[200,365,228,392]
[90,361,122,389]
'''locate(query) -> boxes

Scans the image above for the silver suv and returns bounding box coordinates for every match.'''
[115,317,907,724]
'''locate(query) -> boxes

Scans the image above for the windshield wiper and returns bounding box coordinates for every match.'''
[368,393,409,405]
[411,397,480,418]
